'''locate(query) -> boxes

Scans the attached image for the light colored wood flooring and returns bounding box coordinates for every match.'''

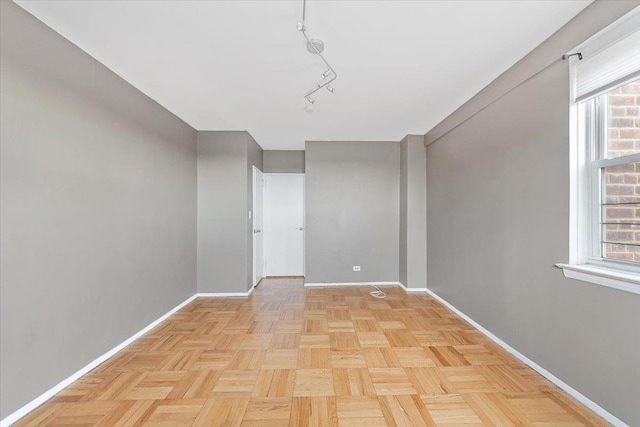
[15,279,610,426]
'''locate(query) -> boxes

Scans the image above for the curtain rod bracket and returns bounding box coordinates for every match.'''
[562,52,583,61]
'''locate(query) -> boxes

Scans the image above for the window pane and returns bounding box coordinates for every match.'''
[606,79,640,159]
[601,161,640,263]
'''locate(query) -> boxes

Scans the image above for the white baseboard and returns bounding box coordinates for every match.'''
[0,294,198,427]
[197,293,250,297]
[423,288,627,427]
[197,289,254,298]
[196,283,256,298]
[398,282,427,293]
[303,281,401,288]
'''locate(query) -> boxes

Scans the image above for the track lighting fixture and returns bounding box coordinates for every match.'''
[297,0,337,104]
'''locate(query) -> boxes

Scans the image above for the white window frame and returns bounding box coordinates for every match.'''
[558,8,640,294]
[558,77,640,295]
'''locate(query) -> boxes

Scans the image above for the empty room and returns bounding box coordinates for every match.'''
[1,0,639,425]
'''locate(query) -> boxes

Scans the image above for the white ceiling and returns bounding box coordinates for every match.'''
[16,0,591,149]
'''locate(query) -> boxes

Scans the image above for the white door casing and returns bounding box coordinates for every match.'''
[263,174,305,276]
[252,167,264,286]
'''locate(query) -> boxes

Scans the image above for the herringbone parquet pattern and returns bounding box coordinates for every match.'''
[14,279,610,426]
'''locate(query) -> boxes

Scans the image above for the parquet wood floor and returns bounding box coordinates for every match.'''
[15,279,610,426]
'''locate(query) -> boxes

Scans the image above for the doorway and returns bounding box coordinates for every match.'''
[263,174,305,277]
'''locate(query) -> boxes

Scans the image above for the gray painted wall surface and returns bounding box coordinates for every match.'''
[305,141,399,283]
[403,135,427,289]
[197,131,248,293]
[399,139,408,287]
[246,135,263,291]
[426,58,640,426]
[0,1,197,418]
[263,150,305,173]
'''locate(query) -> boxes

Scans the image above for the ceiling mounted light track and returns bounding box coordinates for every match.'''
[297,0,337,105]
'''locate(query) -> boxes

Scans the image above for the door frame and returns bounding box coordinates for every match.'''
[252,166,264,287]
[263,173,305,277]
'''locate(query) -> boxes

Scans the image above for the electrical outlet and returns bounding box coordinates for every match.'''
[353,266,361,272]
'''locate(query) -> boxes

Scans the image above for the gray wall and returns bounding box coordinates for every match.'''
[263,150,305,173]
[197,131,248,293]
[399,141,408,287]
[305,141,399,283]
[197,131,262,294]
[425,1,640,424]
[0,1,197,418]
[400,135,427,289]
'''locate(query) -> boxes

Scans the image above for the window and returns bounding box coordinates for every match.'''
[558,17,640,294]
[580,79,640,267]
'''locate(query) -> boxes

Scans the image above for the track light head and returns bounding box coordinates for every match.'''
[326,85,334,93]
[306,97,315,104]
[321,70,331,79]
[297,21,305,31]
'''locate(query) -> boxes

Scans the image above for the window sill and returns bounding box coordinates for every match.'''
[556,263,640,295]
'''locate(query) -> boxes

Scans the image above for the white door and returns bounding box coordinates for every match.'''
[252,167,264,286]
[264,174,305,276]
